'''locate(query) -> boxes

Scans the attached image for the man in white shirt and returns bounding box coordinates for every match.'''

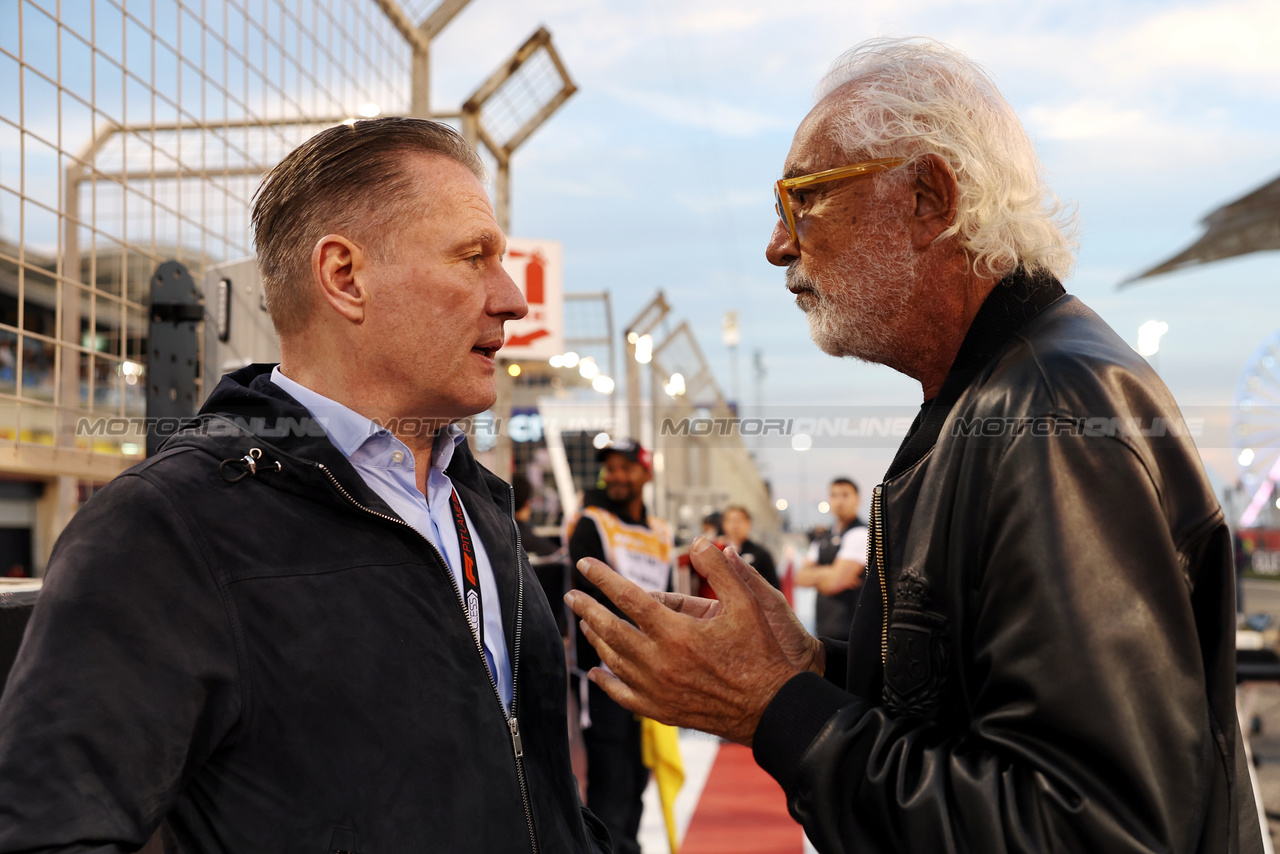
[795,477,868,639]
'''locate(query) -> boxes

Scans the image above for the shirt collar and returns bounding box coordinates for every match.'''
[270,366,382,459]
[270,366,464,472]
[431,423,466,473]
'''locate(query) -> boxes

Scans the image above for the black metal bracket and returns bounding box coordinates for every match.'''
[146,261,202,457]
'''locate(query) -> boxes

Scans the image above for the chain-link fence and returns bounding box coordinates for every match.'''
[1,0,414,569]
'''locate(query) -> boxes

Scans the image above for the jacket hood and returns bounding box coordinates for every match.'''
[158,363,511,514]
[165,363,350,468]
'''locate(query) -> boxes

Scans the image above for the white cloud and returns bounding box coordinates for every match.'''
[949,0,1280,98]
[661,5,774,34]
[1120,0,1280,80]
[1025,99,1147,141]
[602,85,791,137]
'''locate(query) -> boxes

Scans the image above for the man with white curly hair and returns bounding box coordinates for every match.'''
[566,37,1263,853]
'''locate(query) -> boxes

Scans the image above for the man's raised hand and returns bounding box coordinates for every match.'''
[565,537,818,745]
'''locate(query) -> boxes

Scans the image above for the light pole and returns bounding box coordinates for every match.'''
[723,310,739,414]
[792,432,812,530]
[753,348,766,452]
[622,293,670,443]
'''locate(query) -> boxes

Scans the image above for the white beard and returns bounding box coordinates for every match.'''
[788,212,919,363]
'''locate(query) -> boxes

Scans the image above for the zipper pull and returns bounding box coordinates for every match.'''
[508,717,524,759]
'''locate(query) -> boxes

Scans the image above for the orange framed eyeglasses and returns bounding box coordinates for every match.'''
[773,157,907,244]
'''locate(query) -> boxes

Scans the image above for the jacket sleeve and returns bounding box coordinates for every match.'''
[752,428,1234,854]
[0,472,242,853]
[580,791,614,853]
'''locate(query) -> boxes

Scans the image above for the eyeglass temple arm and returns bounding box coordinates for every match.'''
[778,157,908,190]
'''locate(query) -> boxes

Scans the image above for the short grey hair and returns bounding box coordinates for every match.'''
[815,37,1077,281]
[252,117,486,336]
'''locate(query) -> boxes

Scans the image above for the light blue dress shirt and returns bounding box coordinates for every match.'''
[271,366,513,709]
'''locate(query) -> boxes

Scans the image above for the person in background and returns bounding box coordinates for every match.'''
[719,505,780,590]
[567,439,672,854]
[794,477,867,639]
[514,471,590,801]
[513,471,567,637]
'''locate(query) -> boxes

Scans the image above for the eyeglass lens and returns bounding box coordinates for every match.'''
[773,188,788,228]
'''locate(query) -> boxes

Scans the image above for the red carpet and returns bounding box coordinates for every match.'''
[680,743,803,854]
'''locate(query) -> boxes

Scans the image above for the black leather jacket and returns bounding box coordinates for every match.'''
[0,365,610,854]
[753,272,1263,854]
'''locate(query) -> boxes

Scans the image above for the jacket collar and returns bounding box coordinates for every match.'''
[167,363,524,664]
[163,363,511,519]
[885,268,1066,480]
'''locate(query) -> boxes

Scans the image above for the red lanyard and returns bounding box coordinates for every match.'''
[449,489,483,646]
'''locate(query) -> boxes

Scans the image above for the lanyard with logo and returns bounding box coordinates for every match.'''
[448,489,483,646]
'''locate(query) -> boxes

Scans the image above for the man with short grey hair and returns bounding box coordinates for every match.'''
[568,38,1262,853]
[0,117,609,853]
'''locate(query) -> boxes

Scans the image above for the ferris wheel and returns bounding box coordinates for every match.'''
[1231,329,1280,526]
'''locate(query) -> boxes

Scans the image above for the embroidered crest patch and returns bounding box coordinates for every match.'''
[883,568,949,719]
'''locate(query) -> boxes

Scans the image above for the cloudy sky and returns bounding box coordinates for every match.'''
[434,0,1278,523]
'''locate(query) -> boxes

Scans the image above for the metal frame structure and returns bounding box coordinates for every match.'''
[622,294,781,548]
[460,26,577,233]
[0,1,447,569]
[624,291,671,441]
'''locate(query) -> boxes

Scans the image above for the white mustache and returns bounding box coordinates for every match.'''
[786,264,816,294]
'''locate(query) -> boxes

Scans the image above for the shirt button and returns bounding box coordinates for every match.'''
[391,451,405,464]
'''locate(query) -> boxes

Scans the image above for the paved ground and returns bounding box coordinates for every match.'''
[1242,682,1280,847]
[1242,580,1280,847]
[1245,580,1280,619]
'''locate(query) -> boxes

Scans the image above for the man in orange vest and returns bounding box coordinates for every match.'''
[568,439,672,854]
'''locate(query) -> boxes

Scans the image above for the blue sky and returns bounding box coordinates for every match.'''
[9,0,1273,524]
[416,0,1280,524]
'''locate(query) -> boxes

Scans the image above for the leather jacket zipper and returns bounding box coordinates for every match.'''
[317,463,536,854]
[871,484,888,667]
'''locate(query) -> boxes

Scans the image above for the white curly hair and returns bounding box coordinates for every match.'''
[815,37,1078,281]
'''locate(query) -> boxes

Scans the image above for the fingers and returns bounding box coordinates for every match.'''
[649,590,684,609]
[566,585,651,659]
[650,591,720,619]
[579,619,663,706]
[686,538,753,606]
[578,620,624,677]
[723,547,785,604]
[588,667,660,720]
[572,558,669,632]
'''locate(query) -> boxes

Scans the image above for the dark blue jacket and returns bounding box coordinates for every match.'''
[0,364,610,853]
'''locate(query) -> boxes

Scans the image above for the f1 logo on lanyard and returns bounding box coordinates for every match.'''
[449,489,483,644]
